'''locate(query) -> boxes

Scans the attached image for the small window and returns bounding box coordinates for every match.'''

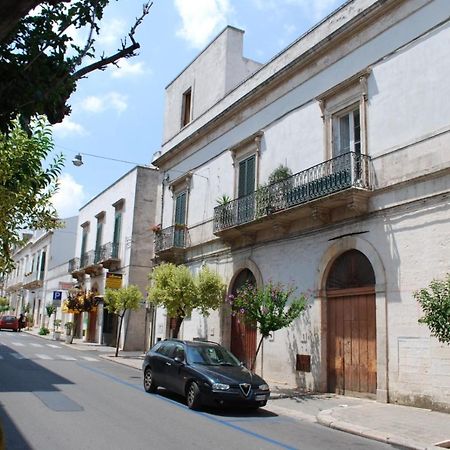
[157,342,175,357]
[333,105,361,157]
[181,88,192,127]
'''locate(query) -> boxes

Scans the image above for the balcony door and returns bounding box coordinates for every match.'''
[174,191,186,247]
[230,269,256,370]
[237,155,256,224]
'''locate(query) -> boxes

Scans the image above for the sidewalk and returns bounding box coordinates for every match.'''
[26,329,450,450]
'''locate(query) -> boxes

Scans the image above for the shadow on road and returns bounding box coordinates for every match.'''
[155,389,278,418]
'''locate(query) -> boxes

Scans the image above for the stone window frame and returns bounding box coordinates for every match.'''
[317,69,370,160]
[168,172,192,227]
[229,130,264,199]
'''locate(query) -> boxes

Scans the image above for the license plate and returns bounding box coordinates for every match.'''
[255,395,266,401]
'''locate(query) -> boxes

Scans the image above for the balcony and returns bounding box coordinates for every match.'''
[154,225,188,263]
[81,250,103,276]
[22,271,44,290]
[214,152,372,245]
[98,242,120,270]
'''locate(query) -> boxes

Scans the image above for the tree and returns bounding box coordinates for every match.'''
[0,116,64,273]
[63,289,99,339]
[45,303,57,328]
[147,263,226,339]
[104,285,143,357]
[0,297,9,314]
[415,274,450,344]
[229,282,307,371]
[0,0,152,130]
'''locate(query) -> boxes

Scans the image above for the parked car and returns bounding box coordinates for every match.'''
[0,315,19,332]
[142,339,270,410]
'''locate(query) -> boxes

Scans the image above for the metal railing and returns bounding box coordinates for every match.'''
[68,257,80,272]
[214,152,371,232]
[99,242,120,261]
[154,225,187,253]
[80,250,96,268]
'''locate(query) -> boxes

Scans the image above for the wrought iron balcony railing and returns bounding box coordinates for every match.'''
[154,225,187,254]
[214,152,371,233]
[80,250,96,268]
[99,242,120,261]
[68,257,80,273]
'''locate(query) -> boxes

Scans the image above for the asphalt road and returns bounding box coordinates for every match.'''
[0,332,401,450]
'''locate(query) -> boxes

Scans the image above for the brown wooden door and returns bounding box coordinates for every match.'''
[231,315,256,369]
[87,309,97,343]
[327,287,376,395]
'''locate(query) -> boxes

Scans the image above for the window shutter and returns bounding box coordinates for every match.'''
[238,155,256,197]
[113,213,122,245]
[175,192,186,225]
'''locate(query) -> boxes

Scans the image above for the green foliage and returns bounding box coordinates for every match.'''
[64,321,74,334]
[415,274,450,344]
[38,326,50,335]
[0,297,9,313]
[0,1,151,129]
[147,263,225,320]
[104,285,143,318]
[229,282,307,338]
[268,165,292,185]
[216,194,231,205]
[54,319,61,331]
[46,303,56,317]
[0,116,64,273]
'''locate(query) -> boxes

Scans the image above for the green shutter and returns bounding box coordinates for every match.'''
[238,155,256,197]
[175,192,186,225]
[113,213,121,245]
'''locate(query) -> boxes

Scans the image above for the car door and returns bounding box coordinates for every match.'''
[152,342,176,388]
[164,343,187,395]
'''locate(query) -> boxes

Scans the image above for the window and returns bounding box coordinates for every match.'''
[94,220,103,263]
[317,70,369,160]
[181,88,192,127]
[174,191,187,247]
[80,222,89,266]
[39,251,46,280]
[333,106,361,157]
[112,212,122,259]
[238,155,256,197]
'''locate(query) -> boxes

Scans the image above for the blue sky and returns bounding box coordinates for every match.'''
[51,0,345,218]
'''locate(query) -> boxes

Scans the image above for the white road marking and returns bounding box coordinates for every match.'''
[30,343,43,348]
[47,344,61,349]
[57,355,77,361]
[12,353,25,359]
[81,356,98,362]
[36,353,53,360]
[11,342,24,347]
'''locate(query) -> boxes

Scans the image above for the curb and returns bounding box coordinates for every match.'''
[317,408,443,450]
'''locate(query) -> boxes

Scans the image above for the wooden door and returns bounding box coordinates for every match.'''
[87,309,97,343]
[327,287,376,395]
[231,315,256,369]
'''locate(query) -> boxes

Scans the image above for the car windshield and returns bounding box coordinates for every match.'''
[186,344,240,367]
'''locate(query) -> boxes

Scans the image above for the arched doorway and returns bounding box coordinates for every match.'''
[326,249,376,396]
[230,269,257,369]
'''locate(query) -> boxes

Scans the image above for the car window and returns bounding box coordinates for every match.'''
[156,342,175,357]
[173,344,185,361]
[186,344,240,366]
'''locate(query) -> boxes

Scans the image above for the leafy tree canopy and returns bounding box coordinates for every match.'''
[147,263,225,338]
[415,274,450,344]
[0,0,152,131]
[0,116,64,273]
[104,285,143,318]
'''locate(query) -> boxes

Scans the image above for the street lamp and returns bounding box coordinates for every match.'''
[71,152,147,167]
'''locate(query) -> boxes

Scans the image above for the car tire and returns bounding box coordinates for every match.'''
[186,382,201,410]
[143,368,157,393]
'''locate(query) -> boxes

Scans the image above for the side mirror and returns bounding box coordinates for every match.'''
[174,356,184,364]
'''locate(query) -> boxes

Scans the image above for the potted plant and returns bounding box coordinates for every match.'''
[53,319,62,341]
[64,321,74,344]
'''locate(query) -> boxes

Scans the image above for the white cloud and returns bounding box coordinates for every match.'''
[52,173,86,218]
[53,117,87,138]
[80,92,128,114]
[111,59,148,79]
[97,18,126,49]
[174,0,233,49]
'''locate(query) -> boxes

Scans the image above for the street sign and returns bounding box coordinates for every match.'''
[53,291,62,301]
[106,273,122,289]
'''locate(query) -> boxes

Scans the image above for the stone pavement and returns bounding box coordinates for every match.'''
[25,329,450,450]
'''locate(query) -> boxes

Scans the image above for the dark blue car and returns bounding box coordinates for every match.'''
[142,339,270,410]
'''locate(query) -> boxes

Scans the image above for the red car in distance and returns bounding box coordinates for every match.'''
[0,315,19,332]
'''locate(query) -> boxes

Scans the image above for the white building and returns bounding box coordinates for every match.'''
[152,1,450,411]
[4,216,78,328]
[69,165,160,351]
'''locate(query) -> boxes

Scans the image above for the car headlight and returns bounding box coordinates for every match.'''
[259,384,270,391]
[212,383,230,391]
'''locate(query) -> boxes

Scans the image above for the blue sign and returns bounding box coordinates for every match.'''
[53,291,62,301]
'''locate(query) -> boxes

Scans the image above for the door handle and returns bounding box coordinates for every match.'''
[166,362,171,366]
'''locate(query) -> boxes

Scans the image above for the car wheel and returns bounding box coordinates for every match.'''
[143,368,157,393]
[186,382,201,410]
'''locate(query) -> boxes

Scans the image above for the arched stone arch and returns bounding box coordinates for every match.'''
[316,236,388,403]
[227,257,263,296]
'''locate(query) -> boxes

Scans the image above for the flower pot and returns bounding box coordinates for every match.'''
[53,331,61,341]
[65,334,73,344]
